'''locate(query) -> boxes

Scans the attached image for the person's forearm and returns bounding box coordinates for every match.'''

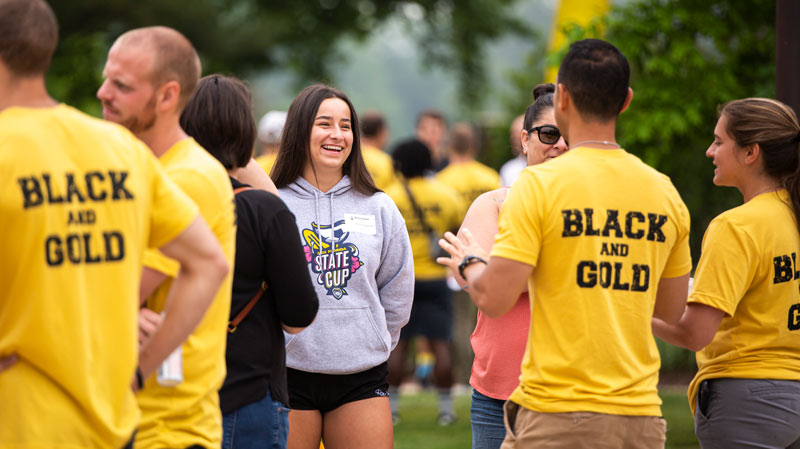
[464,263,515,318]
[652,316,703,352]
[138,258,228,376]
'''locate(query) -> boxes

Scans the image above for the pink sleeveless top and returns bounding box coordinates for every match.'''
[469,292,530,400]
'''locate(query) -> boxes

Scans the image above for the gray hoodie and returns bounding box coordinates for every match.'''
[280,176,414,374]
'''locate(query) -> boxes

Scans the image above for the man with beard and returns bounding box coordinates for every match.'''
[0,2,229,448]
[98,27,237,449]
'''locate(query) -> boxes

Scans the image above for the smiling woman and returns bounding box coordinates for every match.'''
[270,85,414,449]
[653,97,800,449]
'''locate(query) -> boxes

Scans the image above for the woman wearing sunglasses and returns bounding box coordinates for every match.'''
[449,83,567,449]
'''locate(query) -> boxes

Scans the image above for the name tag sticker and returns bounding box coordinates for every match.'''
[345,213,377,235]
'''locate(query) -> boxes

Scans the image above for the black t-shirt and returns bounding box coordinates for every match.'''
[219,178,319,413]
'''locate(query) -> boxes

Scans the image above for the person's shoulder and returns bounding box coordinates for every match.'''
[424,177,460,197]
[472,160,499,175]
[237,187,290,216]
[469,187,506,211]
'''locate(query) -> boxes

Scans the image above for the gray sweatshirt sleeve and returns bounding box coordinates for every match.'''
[376,207,415,351]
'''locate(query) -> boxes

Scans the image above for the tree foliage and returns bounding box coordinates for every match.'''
[497,0,776,263]
[46,0,527,112]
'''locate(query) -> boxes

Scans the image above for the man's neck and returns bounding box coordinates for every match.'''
[448,153,473,165]
[564,116,619,149]
[361,138,380,150]
[137,117,190,158]
[0,74,57,112]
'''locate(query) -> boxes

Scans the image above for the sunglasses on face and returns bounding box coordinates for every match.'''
[527,125,561,145]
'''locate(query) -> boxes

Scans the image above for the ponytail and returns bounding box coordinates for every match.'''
[784,134,800,237]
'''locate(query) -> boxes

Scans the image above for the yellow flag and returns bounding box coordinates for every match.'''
[545,0,612,82]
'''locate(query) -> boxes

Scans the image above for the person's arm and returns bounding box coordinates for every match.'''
[139,267,168,305]
[232,159,279,196]
[376,214,416,350]
[652,303,726,351]
[438,228,531,318]
[0,354,18,373]
[262,205,319,334]
[653,274,690,324]
[450,191,501,288]
[137,217,229,377]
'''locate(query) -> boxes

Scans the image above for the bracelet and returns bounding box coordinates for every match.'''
[135,366,144,390]
[458,255,487,280]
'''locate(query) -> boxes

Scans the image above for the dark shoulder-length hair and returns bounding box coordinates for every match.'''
[180,74,255,169]
[271,84,379,195]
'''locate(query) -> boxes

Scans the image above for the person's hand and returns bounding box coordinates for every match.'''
[436,228,490,280]
[0,354,18,373]
[138,308,163,349]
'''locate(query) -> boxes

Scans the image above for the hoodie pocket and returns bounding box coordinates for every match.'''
[285,306,390,371]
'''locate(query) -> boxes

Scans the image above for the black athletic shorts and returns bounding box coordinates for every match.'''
[286,362,389,412]
[400,279,452,341]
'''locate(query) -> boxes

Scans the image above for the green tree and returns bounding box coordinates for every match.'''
[500,0,776,264]
[46,0,527,113]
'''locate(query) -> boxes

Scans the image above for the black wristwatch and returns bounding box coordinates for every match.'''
[135,366,144,390]
[458,255,487,280]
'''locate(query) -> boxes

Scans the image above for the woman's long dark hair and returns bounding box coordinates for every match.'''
[271,84,379,195]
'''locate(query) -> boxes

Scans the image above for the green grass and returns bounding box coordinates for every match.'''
[393,388,699,449]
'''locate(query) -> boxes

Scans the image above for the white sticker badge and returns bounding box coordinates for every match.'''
[344,213,377,235]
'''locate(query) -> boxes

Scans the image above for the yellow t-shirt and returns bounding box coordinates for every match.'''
[385,178,464,280]
[362,145,397,190]
[255,152,277,177]
[0,104,198,449]
[687,190,800,415]
[436,160,501,209]
[492,147,692,416]
[136,138,236,449]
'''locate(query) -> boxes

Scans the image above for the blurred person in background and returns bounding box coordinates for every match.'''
[255,110,287,176]
[0,2,227,447]
[98,26,237,449]
[385,138,465,426]
[360,110,397,190]
[181,74,319,449]
[271,84,414,449]
[416,108,449,171]
[436,122,501,212]
[455,84,567,449]
[653,98,800,449]
[499,114,526,186]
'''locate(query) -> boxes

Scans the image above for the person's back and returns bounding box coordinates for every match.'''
[437,160,501,207]
[0,103,199,448]
[386,177,463,281]
[360,111,397,190]
[362,145,396,190]
[436,122,500,206]
[500,145,689,413]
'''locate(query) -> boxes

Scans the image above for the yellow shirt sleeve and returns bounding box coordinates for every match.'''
[491,172,540,268]
[688,215,754,316]
[661,200,692,278]
[146,147,199,250]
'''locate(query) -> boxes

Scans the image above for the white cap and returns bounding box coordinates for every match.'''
[258,110,288,145]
